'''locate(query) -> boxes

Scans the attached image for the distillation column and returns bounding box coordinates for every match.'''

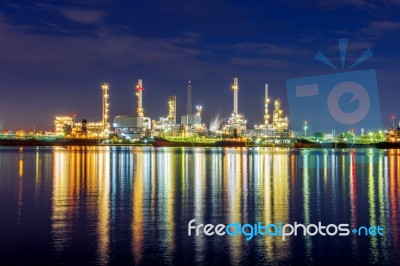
[264,83,270,126]
[102,83,110,134]
[273,99,281,127]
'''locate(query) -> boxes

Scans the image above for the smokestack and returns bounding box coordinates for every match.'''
[186,81,192,115]
[232,77,239,115]
[82,119,88,133]
[136,79,144,117]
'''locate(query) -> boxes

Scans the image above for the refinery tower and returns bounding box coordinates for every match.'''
[102,82,110,135]
[136,79,144,117]
[254,83,290,139]
[222,77,247,136]
[113,79,151,140]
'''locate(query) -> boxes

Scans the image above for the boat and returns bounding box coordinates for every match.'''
[294,139,322,148]
[294,139,400,149]
[152,137,247,147]
[373,142,400,149]
[214,139,247,147]
[152,137,212,147]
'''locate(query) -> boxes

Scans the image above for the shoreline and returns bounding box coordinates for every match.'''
[1,139,400,149]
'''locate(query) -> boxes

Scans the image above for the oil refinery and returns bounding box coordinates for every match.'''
[0,75,398,147]
[52,77,292,144]
[44,76,400,148]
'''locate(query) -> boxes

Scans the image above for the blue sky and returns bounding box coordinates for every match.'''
[0,0,399,131]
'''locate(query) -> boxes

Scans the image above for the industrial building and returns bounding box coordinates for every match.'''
[114,115,150,140]
[113,79,151,140]
[386,120,400,142]
[151,81,206,137]
[181,105,206,136]
[180,81,207,136]
[151,95,180,136]
[55,116,73,135]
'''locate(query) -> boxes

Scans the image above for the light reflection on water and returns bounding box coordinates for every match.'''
[0,147,400,265]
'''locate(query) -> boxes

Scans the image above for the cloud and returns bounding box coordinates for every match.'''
[361,20,400,37]
[369,20,400,31]
[34,2,106,25]
[61,8,106,24]
[0,15,202,74]
[326,40,375,53]
[170,31,203,45]
[282,0,393,10]
[229,57,293,68]
[231,42,297,56]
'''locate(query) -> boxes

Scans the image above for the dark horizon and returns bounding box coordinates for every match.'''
[1,1,399,131]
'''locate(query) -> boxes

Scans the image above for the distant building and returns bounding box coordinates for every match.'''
[387,124,400,142]
[114,115,151,140]
[73,120,104,137]
[181,106,207,136]
[54,116,73,136]
[54,114,107,138]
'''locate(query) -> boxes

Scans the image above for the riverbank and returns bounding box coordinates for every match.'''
[1,137,400,149]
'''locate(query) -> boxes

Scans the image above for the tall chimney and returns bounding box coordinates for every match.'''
[186,80,192,115]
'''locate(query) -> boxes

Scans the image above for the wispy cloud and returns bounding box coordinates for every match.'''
[169,31,203,45]
[326,40,376,52]
[229,57,293,68]
[231,42,297,56]
[214,41,312,59]
[316,0,375,9]
[34,2,107,25]
[362,20,400,37]
[369,20,400,31]
[61,8,106,24]
[282,0,378,10]
[0,14,204,76]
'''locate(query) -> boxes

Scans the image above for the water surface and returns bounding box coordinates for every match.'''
[0,146,399,265]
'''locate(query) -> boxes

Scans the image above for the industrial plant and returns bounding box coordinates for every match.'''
[54,82,110,138]
[2,76,399,148]
[53,77,291,144]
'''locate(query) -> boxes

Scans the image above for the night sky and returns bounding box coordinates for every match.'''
[0,0,399,131]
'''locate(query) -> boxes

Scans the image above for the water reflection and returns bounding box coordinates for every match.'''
[17,150,24,225]
[51,147,111,264]
[43,147,400,264]
[97,148,110,265]
[132,149,144,265]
